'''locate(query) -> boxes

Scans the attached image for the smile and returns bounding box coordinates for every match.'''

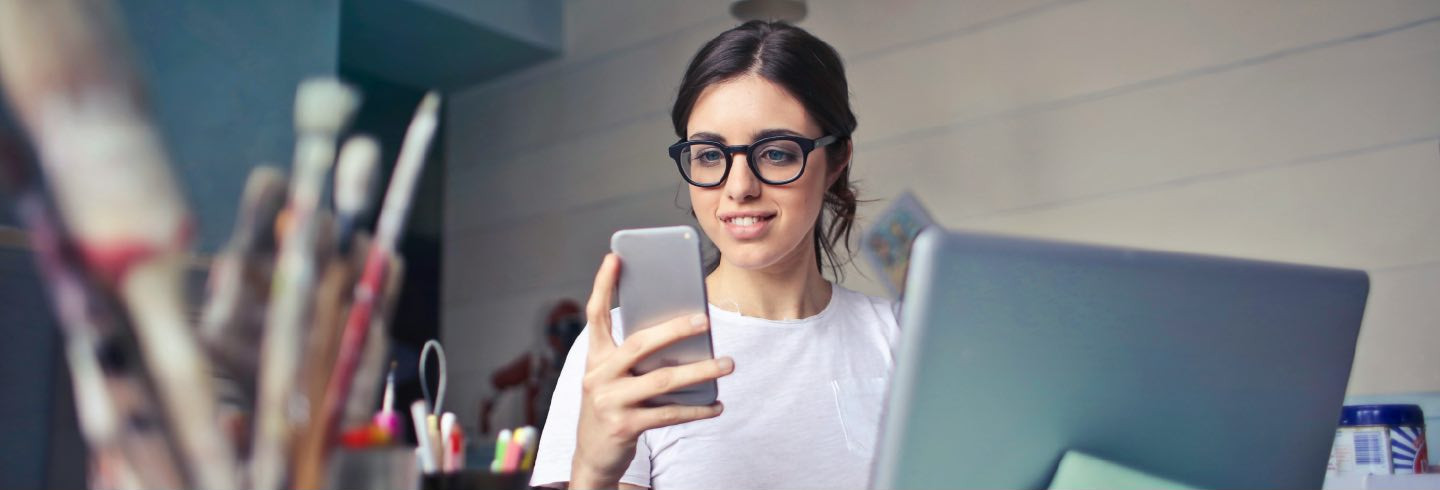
[723,216,771,226]
[719,212,777,240]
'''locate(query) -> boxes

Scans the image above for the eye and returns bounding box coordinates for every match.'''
[759,147,798,165]
[692,148,725,166]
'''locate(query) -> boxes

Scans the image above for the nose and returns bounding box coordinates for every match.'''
[723,152,761,202]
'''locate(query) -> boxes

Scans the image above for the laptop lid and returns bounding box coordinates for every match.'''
[871,229,1369,489]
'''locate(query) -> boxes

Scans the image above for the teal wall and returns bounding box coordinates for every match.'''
[341,0,560,90]
[120,0,343,253]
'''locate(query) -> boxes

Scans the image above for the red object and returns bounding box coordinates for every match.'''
[448,425,464,471]
[317,250,391,452]
[546,300,581,325]
[338,425,389,448]
[1416,438,1429,473]
[77,219,194,286]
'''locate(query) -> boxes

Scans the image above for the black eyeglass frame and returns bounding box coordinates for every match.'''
[667,134,841,187]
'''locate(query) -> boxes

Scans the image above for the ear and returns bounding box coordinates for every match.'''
[825,140,853,188]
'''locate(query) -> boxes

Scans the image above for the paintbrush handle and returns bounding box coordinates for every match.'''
[333,250,389,400]
[372,92,439,250]
[250,79,357,490]
[309,249,389,463]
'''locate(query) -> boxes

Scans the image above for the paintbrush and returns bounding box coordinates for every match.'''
[295,134,381,438]
[343,256,402,427]
[283,130,383,490]
[291,132,391,487]
[0,0,239,488]
[321,136,383,425]
[327,92,440,414]
[200,166,287,402]
[289,236,367,490]
[312,91,440,477]
[250,78,359,490]
[333,134,379,253]
[291,245,402,490]
[1,124,187,489]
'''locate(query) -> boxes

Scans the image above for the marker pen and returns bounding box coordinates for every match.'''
[410,400,437,474]
[491,429,511,473]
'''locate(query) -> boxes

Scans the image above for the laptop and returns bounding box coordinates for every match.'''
[871,229,1370,489]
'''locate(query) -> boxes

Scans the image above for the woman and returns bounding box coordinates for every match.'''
[532,21,899,489]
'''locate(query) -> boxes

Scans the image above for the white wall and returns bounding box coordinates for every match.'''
[443,0,1440,434]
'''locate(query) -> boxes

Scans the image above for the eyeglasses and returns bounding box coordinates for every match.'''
[668,134,840,187]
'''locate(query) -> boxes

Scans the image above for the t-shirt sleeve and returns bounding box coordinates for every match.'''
[530,311,653,488]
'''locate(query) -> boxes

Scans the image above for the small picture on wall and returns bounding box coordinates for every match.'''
[861,191,936,299]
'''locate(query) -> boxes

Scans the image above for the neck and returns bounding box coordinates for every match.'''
[705,239,833,320]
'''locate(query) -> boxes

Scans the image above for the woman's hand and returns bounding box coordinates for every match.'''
[569,254,734,489]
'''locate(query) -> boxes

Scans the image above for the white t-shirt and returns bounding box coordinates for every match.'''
[531,285,900,489]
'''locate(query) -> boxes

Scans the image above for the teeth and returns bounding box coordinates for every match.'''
[729,216,760,226]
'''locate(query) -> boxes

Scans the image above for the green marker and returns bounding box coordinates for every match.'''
[491,429,511,473]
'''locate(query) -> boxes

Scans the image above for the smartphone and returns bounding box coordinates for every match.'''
[610,225,717,406]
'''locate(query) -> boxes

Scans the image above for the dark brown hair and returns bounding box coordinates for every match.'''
[672,20,860,280]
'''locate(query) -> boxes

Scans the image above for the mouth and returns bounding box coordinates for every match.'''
[719,212,776,240]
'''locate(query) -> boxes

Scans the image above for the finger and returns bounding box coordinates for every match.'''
[585,254,621,358]
[612,357,734,406]
[597,312,708,379]
[631,402,725,432]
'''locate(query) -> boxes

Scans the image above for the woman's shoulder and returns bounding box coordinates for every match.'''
[828,284,902,365]
[832,283,896,312]
[830,284,900,328]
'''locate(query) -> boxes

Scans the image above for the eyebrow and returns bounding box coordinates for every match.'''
[687,128,807,143]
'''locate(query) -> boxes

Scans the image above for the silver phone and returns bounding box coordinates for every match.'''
[610,225,717,406]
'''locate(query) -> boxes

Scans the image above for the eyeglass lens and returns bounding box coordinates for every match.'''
[678,139,806,185]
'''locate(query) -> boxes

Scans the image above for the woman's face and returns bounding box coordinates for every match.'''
[686,75,843,272]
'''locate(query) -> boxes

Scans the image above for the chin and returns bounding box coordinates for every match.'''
[715,236,809,272]
[699,215,810,271]
[718,246,781,270]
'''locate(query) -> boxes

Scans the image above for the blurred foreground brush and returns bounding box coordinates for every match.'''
[1,123,186,490]
[201,167,287,404]
[0,0,239,487]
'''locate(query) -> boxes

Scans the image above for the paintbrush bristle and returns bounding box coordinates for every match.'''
[294,78,359,134]
[334,135,379,214]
